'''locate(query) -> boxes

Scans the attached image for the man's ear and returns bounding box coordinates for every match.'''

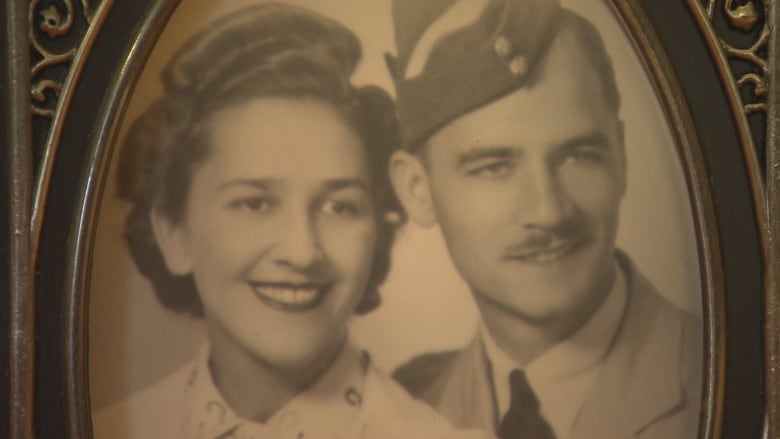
[389,150,438,227]
[616,119,628,197]
[149,209,193,275]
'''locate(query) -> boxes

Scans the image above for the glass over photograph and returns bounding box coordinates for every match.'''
[88,1,704,438]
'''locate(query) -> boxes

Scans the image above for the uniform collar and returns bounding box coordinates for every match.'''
[481,259,628,438]
[571,253,691,438]
[178,338,370,439]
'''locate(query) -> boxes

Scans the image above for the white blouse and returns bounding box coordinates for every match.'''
[92,339,491,439]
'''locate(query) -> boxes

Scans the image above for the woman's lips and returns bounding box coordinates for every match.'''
[249,282,330,312]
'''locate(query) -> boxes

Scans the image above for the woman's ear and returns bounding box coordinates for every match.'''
[389,150,437,227]
[149,209,193,275]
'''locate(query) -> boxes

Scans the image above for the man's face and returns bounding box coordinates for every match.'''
[418,31,626,325]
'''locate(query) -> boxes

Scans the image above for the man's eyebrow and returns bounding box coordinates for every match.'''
[456,146,518,168]
[321,178,369,193]
[560,132,610,151]
[217,178,279,192]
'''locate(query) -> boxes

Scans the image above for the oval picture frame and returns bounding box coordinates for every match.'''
[2,0,777,438]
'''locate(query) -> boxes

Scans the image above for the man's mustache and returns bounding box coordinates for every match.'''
[503,221,590,257]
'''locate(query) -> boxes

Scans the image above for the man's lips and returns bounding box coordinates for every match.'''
[504,238,587,263]
[249,282,331,312]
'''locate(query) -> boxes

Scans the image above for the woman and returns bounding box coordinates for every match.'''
[92,3,490,439]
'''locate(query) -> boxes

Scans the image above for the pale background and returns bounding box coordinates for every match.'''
[89,0,701,409]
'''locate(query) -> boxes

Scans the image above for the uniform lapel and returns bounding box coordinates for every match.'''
[435,336,498,431]
[571,257,685,439]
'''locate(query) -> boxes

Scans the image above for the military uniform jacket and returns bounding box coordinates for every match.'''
[394,254,703,439]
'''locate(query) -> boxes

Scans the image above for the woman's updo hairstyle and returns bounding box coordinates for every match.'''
[118,3,403,316]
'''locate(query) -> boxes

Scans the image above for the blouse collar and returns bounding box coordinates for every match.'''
[178,338,370,439]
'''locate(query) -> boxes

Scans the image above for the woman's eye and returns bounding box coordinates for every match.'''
[229,197,272,212]
[468,161,513,178]
[320,200,360,217]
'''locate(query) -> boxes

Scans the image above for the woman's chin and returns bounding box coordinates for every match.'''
[243,331,346,373]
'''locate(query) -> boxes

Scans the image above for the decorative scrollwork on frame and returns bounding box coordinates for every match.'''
[704,0,770,116]
[30,0,96,118]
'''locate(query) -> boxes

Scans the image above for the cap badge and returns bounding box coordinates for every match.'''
[508,55,528,77]
[493,36,512,58]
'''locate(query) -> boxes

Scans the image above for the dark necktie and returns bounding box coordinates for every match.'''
[497,369,557,439]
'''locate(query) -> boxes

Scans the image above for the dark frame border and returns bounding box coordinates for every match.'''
[766,0,779,435]
[4,0,33,438]
[3,0,776,438]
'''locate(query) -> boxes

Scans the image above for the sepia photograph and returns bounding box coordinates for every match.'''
[86,1,705,438]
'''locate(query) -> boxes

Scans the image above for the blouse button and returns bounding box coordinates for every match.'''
[344,387,362,406]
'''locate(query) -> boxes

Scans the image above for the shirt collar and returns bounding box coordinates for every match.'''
[179,338,370,439]
[481,259,628,437]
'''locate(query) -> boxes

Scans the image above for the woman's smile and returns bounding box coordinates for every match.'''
[249,281,333,312]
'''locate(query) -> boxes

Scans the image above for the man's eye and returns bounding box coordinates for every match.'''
[468,161,513,178]
[565,148,607,164]
[320,200,360,217]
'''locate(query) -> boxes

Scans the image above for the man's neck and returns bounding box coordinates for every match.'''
[476,265,617,367]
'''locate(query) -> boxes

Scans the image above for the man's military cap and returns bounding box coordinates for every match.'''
[386,0,563,150]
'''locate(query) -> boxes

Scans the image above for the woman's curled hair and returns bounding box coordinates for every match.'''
[117,3,402,316]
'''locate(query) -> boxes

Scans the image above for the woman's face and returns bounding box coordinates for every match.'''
[154,98,376,370]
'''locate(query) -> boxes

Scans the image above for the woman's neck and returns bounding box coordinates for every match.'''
[205,320,344,423]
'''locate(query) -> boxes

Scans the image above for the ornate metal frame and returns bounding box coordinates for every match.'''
[3,0,777,438]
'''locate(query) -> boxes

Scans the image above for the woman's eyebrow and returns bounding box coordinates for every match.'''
[321,178,369,192]
[217,178,279,192]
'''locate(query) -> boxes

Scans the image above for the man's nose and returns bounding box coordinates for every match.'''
[521,163,574,228]
[273,210,323,270]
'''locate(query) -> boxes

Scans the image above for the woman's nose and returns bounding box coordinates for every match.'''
[273,211,324,270]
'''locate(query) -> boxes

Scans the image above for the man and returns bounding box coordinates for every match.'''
[385,0,702,438]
